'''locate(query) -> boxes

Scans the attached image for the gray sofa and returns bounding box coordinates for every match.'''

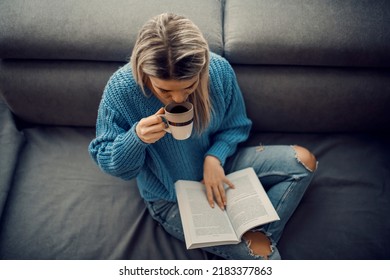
[1,0,389,260]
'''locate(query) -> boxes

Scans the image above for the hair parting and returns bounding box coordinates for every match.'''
[131,13,212,134]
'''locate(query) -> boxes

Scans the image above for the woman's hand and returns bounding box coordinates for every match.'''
[136,108,167,144]
[203,155,234,210]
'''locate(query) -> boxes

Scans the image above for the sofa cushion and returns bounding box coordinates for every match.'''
[0,126,216,259]
[0,0,224,61]
[244,132,390,259]
[224,0,390,67]
[1,125,389,259]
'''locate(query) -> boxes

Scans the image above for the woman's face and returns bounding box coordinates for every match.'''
[148,75,199,105]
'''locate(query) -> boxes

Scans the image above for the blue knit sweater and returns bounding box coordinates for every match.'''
[89,53,252,202]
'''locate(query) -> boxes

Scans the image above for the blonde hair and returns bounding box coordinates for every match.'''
[131,13,211,134]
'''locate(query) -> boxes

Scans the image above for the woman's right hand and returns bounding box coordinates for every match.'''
[136,107,167,144]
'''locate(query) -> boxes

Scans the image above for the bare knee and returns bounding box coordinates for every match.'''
[243,231,272,259]
[293,145,317,172]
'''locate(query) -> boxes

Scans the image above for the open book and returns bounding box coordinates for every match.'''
[175,167,280,249]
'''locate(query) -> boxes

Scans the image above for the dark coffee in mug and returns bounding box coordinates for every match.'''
[159,101,193,140]
[169,105,188,114]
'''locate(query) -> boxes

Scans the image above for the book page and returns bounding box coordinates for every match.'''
[175,180,239,249]
[225,168,280,239]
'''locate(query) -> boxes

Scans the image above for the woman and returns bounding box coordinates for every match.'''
[89,13,317,260]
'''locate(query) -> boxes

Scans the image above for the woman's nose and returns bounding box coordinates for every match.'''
[171,92,187,103]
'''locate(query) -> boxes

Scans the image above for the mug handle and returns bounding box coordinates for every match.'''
[156,114,171,133]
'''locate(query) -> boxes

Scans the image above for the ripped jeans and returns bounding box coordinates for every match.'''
[145,145,317,260]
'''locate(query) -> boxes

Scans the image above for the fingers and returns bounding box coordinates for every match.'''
[136,107,167,143]
[205,184,215,208]
[154,107,165,116]
[224,178,235,190]
[204,178,234,210]
[214,183,226,209]
[205,183,225,210]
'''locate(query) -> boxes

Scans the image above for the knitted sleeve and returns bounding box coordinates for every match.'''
[88,89,149,180]
[205,57,252,166]
[89,101,148,180]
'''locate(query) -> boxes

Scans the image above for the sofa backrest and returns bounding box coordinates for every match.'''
[0,0,223,127]
[224,0,390,132]
[1,0,389,132]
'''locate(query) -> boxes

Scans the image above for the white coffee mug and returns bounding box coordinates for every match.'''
[158,102,193,140]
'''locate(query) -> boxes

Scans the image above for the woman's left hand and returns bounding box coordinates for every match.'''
[202,155,234,210]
